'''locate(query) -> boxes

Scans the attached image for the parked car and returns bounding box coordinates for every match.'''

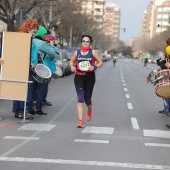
[54,49,72,77]
[101,53,107,62]
[66,47,79,58]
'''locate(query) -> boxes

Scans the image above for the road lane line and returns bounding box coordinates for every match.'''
[127,103,133,109]
[125,94,130,98]
[124,88,127,91]
[3,136,39,140]
[123,83,126,86]
[145,143,170,148]
[74,139,109,144]
[0,157,169,169]
[131,118,139,130]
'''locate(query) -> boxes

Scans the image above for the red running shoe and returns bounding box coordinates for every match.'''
[77,120,84,128]
[86,109,92,121]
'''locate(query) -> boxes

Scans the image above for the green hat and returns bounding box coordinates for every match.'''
[35,25,47,37]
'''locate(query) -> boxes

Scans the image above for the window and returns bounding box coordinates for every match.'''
[163,14,168,19]
[96,2,101,5]
[163,7,170,12]
[96,8,102,12]
[157,8,162,12]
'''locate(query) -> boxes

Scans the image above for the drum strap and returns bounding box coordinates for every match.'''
[155,74,169,84]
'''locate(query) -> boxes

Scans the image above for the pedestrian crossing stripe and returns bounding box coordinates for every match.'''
[81,126,114,134]
[145,143,170,148]
[3,136,39,140]
[18,123,56,131]
[74,139,109,144]
[143,130,170,139]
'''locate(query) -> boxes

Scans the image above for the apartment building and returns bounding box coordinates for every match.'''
[141,0,170,39]
[155,0,170,34]
[140,11,148,38]
[79,0,105,29]
[104,3,121,41]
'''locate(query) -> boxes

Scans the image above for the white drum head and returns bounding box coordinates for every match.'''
[35,64,51,78]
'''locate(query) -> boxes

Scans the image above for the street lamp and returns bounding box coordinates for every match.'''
[120,27,126,32]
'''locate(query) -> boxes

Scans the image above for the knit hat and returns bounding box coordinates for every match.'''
[49,35,56,41]
[0,25,5,32]
[166,46,170,55]
[34,25,47,37]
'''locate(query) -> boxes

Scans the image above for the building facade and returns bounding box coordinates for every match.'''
[104,3,121,41]
[141,0,170,39]
[79,0,105,29]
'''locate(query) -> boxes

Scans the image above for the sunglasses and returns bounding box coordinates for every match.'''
[82,40,90,43]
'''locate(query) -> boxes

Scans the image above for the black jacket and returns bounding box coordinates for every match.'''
[156,58,167,69]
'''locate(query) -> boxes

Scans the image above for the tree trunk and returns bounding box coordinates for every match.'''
[7,21,17,32]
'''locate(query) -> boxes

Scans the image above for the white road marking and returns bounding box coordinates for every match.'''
[131,118,139,130]
[122,80,125,82]
[127,103,133,110]
[0,157,169,169]
[145,143,170,148]
[18,123,56,131]
[123,83,126,86]
[143,130,170,139]
[124,88,127,91]
[3,136,39,140]
[125,94,130,98]
[74,139,109,144]
[82,126,114,134]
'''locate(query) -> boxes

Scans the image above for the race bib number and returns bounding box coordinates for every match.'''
[79,61,90,71]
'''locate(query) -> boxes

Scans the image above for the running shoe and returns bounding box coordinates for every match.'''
[158,110,165,113]
[77,120,84,128]
[86,110,92,121]
[161,111,169,116]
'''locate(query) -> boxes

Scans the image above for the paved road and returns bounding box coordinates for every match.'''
[0,59,170,170]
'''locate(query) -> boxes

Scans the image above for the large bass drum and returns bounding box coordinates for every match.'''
[154,69,170,98]
[32,64,51,83]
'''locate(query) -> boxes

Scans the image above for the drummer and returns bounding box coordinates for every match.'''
[156,48,170,117]
[34,27,60,107]
[29,26,60,114]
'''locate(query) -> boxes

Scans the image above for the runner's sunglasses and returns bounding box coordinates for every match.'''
[82,40,90,43]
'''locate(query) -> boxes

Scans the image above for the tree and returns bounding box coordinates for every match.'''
[0,0,40,31]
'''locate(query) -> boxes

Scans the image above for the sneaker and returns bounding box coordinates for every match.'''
[15,114,33,120]
[161,111,169,116]
[35,110,47,115]
[27,110,35,115]
[159,110,165,113]
[86,110,92,121]
[77,120,84,128]
[15,114,23,118]
[44,100,52,106]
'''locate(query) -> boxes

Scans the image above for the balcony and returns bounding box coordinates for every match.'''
[94,11,103,16]
[94,4,104,8]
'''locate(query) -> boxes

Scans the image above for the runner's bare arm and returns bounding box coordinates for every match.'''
[70,51,77,72]
[92,50,103,68]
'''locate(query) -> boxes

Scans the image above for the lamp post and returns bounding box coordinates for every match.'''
[120,27,126,32]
